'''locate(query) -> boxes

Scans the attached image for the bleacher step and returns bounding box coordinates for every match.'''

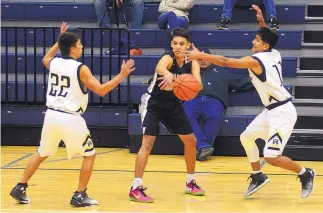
[297,70,323,77]
[301,43,323,48]
[293,98,323,106]
[305,16,323,22]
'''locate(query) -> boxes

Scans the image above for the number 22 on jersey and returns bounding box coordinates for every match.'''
[48,73,71,97]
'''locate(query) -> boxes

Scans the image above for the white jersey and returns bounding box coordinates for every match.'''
[46,57,88,114]
[248,49,291,107]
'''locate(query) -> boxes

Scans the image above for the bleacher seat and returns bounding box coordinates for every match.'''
[25,3,59,21]
[1,2,25,20]
[1,106,128,127]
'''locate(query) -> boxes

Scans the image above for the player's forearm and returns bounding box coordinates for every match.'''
[97,73,126,97]
[43,42,59,61]
[258,19,266,28]
[200,53,231,68]
[156,67,172,77]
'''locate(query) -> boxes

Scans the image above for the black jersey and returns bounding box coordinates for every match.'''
[147,51,192,101]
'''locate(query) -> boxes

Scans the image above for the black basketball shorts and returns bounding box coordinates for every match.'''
[140,93,193,136]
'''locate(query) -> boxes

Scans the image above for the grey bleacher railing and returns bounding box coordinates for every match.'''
[2,27,132,112]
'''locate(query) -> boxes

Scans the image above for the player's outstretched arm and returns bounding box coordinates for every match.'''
[252,5,267,28]
[201,55,262,74]
[184,44,262,75]
[42,22,68,70]
[80,59,135,97]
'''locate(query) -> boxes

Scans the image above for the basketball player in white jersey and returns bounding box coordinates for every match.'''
[184,5,315,199]
[10,22,135,207]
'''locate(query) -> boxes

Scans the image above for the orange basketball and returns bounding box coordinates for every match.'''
[173,74,200,101]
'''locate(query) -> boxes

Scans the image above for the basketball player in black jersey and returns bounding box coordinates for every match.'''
[129,28,205,203]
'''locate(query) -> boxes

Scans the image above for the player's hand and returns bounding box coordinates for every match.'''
[183,43,203,62]
[116,0,124,8]
[120,59,135,77]
[60,22,68,34]
[252,5,266,28]
[158,72,174,90]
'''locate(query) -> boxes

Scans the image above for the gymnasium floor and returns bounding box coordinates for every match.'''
[1,146,322,213]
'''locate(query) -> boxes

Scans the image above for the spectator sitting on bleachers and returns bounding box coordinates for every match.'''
[158,0,194,48]
[183,48,254,161]
[217,0,279,30]
[94,0,144,29]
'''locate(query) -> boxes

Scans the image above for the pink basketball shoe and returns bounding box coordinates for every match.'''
[129,186,154,203]
[185,180,205,196]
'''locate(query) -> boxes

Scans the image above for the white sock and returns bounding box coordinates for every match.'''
[187,174,195,183]
[252,170,261,174]
[298,167,306,175]
[132,178,143,189]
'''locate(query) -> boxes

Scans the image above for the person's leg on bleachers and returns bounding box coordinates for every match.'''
[263,0,279,30]
[217,0,235,30]
[198,97,225,161]
[158,11,180,50]
[183,97,209,160]
[158,11,179,31]
[177,16,189,29]
[127,0,144,29]
[94,0,111,28]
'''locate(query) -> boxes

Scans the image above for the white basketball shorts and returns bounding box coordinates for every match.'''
[37,109,96,159]
[244,101,297,158]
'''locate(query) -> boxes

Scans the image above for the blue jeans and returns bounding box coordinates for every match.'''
[94,0,144,29]
[158,11,189,32]
[222,0,277,20]
[183,96,225,150]
[158,11,189,50]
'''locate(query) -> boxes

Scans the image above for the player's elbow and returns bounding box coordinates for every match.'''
[92,90,104,97]
[42,57,49,69]
[97,88,107,97]
[97,85,114,97]
[97,91,105,97]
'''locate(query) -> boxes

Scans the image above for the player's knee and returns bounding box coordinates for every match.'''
[182,134,197,147]
[240,131,254,149]
[141,135,155,152]
[36,152,48,162]
[264,156,280,167]
[240,131,260,162]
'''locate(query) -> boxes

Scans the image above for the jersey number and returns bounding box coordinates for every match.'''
[272,61,283,86]
[48,73,70,97]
